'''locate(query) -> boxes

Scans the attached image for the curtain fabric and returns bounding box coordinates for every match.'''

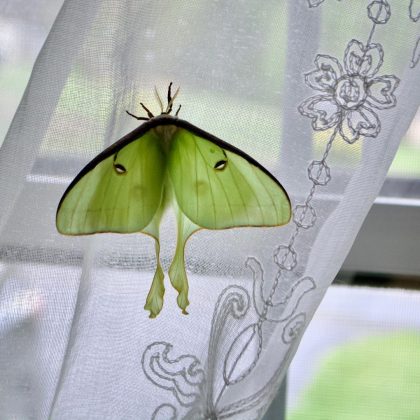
[0,1,419,418]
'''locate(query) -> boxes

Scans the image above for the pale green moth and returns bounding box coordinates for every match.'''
[56,84,291,318]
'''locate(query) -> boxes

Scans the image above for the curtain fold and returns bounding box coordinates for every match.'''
[0,1,418,418]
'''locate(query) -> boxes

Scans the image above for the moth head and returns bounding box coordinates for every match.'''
[125,82,181,122]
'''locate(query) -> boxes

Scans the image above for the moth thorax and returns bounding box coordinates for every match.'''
[154,124,178,153]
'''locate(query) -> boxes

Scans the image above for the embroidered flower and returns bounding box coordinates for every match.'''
[299,39,399,143]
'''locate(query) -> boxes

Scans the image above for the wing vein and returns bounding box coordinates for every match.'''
[69,175,89,232]
[99,162,116,228]
[254,165,279,217]
[227,157,250,225]
[238,159,265,223]
[140,141,146,223]
[213,169,234,225]
[204,159,217,226]
[231,158,265,224]
[194,134,199,221]
[126,148,135,226]
[110,168,125,227]
[192,133,218,226]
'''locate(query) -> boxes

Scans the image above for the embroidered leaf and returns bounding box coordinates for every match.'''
[223,323,262,385]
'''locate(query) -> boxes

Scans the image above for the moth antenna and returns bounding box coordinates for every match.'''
[171,86,180,103]
[175,104,182,116]
[154,86,164,114]
[167,82,173,105]
[166,86,180,114]
[140,102,154,119]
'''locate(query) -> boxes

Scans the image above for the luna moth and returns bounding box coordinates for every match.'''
[56,84,291,318]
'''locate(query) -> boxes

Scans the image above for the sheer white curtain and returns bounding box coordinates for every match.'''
[0,1,418,418]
